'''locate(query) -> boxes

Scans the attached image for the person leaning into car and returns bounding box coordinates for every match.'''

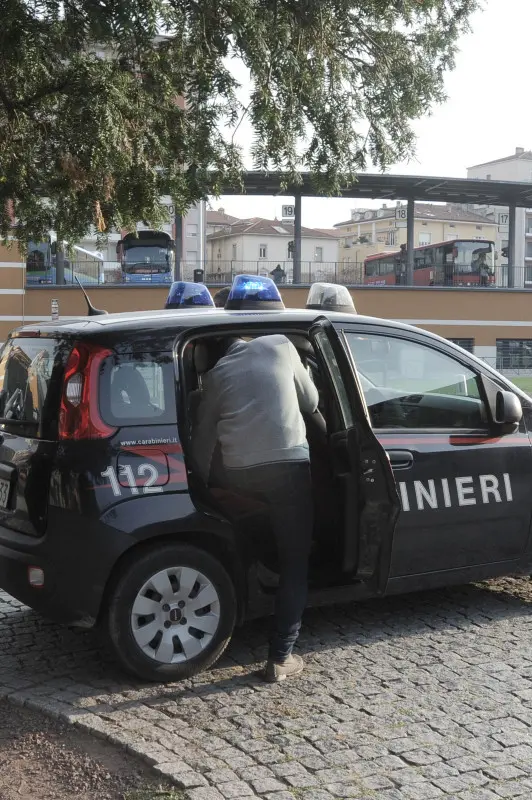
[191,334,321,682]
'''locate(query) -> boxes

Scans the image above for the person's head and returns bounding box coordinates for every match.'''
[213,286,231,307]
[209,335,242,363]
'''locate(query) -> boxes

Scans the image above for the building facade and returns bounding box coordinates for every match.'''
[334,203,498,269]
[466,147,532,275]
[206,218,338,282]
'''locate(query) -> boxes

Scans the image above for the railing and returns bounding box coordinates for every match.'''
[22,260,532,289]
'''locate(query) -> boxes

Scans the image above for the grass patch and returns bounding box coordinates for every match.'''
[511,377,532,394]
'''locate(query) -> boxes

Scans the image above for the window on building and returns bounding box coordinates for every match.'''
[314,246,323,262]
[287,241,294,259]
[418,232,432,246]
[185,250,197,264]
[526,241,532,259]
[447,338,475,354]
[476,225,482,231]
[496,339,532,370]
[450,223,455,228]
[386,231,396,246]
[486,174,491,180]
[259,244,267,259]
[232,244,237,260]
[186,224,198,238]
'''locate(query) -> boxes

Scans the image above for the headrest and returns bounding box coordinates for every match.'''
[111,366,151,408]
[287,335,313,354]
[194,343,211,374]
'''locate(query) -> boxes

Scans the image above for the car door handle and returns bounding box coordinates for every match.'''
[386,450,413,470]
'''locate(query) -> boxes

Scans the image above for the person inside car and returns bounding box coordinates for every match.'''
[191,333,321,682]
[213,287,231,307]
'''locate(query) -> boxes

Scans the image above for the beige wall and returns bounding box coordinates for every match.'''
[337,218,498,262]
[0,284,528,351]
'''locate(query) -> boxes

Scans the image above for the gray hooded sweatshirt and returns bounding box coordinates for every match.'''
[192,334,319,482]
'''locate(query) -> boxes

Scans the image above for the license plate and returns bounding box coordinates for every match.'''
[0,478,10,509]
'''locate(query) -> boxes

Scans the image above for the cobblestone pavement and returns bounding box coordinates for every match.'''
[3,579,532,800]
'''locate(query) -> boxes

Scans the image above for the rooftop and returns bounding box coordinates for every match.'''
[468,148,532,170]
[333,203,497,228]
[206,209,240,226]
[207,217,336,240]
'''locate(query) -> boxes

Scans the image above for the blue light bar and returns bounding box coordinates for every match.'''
[165,282,215,309]
[225,274,285,311]
[306,283,356,314]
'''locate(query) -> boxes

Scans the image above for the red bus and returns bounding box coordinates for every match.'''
[364,239,495,287]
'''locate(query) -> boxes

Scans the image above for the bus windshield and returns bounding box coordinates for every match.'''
[124,247,170,264]
[453,241,494,271]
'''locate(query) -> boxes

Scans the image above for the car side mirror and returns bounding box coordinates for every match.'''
[494,390,522,433]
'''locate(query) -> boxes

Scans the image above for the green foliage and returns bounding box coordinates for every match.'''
[0,0,478,245]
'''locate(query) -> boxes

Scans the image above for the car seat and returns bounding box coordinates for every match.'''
[111,366,153,418]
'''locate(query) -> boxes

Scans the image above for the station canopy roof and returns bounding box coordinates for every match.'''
[224,172,532,208]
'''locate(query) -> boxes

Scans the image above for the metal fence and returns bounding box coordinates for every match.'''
[23,260,532,289]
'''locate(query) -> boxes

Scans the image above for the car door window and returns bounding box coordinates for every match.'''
[343,332,487,430]
[313,330,354,428]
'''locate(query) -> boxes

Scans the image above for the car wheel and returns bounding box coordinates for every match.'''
[107,543,236,682]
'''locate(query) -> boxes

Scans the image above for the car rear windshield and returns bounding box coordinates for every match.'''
[0,337,68,436]
[98,353,177,427]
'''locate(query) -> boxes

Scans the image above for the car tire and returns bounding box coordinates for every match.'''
[106,543,236,682]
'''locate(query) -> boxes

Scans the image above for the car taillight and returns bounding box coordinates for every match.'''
[59,342,117,440]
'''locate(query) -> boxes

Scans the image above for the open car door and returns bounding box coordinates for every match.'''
[309,318,400,594]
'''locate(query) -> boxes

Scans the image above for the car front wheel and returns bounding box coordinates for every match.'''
[107,543,236,682]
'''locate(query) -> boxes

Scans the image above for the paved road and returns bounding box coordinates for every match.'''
[2,578,532,800]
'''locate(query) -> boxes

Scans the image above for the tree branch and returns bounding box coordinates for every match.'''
[0,86,15,119]
[17,80,71,110]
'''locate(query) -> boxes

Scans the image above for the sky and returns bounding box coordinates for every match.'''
[211,0,532,229]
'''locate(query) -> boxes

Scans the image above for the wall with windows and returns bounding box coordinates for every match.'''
[337,217,497,263]
[467,149,532,271]
[207,233,337,268]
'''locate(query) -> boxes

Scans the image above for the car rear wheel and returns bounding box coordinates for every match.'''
[106,544,236,682]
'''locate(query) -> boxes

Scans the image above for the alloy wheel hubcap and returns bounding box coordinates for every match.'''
[130,566,221,663]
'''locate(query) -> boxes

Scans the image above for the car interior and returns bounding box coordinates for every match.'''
[181,332,345,585]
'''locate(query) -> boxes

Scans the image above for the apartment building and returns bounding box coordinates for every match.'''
[466,147,532,271]
[334,203,498,265]
[206,217,338,281]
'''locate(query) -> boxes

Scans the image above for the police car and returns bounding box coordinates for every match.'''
[0,275,528,682]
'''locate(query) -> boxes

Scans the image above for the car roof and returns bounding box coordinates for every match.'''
[12,307,430,339]
[10,306,532,404]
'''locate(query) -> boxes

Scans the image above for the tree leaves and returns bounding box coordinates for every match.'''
[0,0,478,245]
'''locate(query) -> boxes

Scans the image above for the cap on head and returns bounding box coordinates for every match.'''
[225,274,285,311]
[165,281,215,309]
[306,283,356,314]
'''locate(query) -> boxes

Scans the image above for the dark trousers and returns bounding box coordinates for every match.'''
[225,461,313,662]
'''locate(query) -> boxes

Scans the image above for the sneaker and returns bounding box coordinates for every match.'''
[263,654,304,683]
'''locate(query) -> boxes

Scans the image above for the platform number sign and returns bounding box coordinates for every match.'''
[395,207,408,220]
[498,213,509,228]
[282,205,295,219]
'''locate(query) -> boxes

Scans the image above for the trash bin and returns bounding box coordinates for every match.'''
[193,268,204,283]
